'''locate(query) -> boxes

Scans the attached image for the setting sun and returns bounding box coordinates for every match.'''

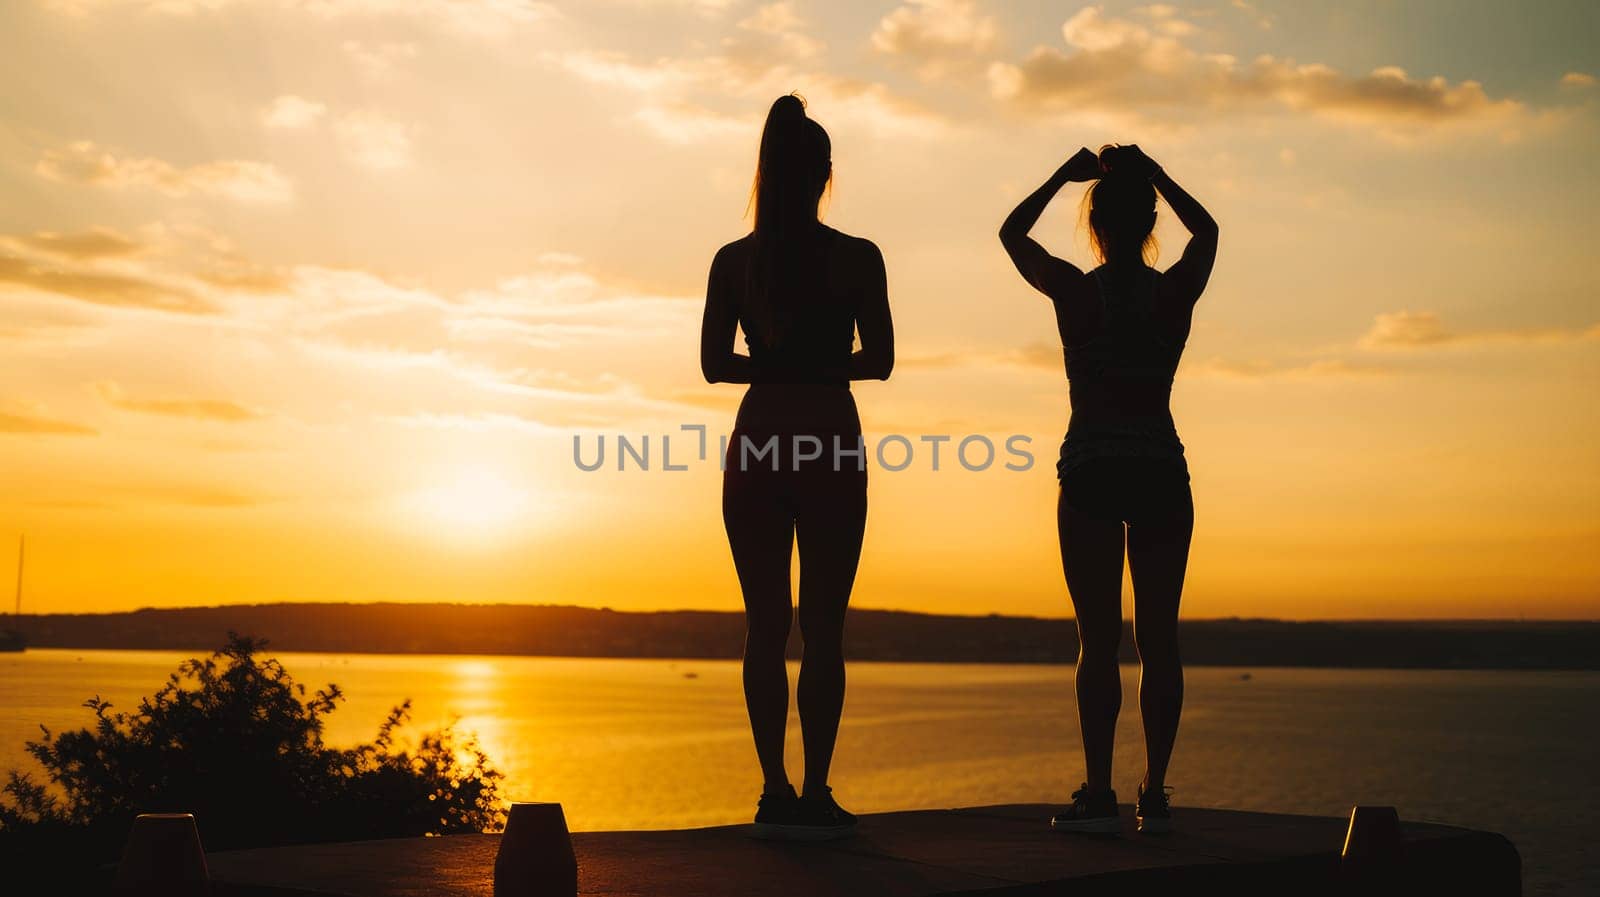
[402,469,531,540]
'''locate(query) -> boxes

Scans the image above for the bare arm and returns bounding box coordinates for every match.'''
[999,148,1099,297]
[700,245,754,384]
[849,241,894,381]
[1153,166,1218,303]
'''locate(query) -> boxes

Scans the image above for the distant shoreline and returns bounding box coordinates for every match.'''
[9,603,1599,671]
[15,645,1600,676]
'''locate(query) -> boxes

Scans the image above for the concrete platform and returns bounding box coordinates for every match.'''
[205,804,1520,897]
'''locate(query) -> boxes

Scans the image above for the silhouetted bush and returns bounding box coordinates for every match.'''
[0,635,504,888]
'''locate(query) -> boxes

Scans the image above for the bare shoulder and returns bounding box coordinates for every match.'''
[714,234,753,265]
[1152,264,1195,304]
[824,227,884,271]
[1042,259,1095,305]
[709,235,753,286]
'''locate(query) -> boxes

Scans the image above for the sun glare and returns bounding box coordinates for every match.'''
[403,468,531,539]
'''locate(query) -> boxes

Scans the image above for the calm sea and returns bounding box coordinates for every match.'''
[1,650,1594,894]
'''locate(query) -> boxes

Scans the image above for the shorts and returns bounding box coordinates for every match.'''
[723,430,868,521]
[1059,456,1193,527]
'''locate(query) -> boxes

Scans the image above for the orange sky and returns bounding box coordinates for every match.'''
[1,1,1597,619]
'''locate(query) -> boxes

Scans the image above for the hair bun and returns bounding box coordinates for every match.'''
[1098,144,1131,173]
[768,93,807,123]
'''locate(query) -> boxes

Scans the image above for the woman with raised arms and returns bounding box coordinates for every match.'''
[999,144,1218,835]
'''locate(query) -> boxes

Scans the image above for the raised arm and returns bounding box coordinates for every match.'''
[999,148,1100,297]
[700,244,754,384]
[1142,151,1218,304]
[848,240,894,381]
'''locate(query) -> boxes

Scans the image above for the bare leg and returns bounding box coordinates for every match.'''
[1058,488,1127,793]
[794,474,867,796]
[724,480,796,795]
[1128,508,1193,793]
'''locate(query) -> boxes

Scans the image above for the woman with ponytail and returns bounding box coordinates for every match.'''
[999,144,1218,835]
[701,94,894,840]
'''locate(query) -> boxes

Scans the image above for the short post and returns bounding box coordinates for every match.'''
[494,802,578,897]
[113,812,210,897]
[1341,805,1403,861]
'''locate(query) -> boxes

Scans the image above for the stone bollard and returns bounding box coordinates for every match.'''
[112,812,210,897]
[1341,805,1403,861]
[494,802,578,897]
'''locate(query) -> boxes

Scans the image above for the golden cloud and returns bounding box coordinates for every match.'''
[0,250,215,314]
[333,112,415,171]
[1361,310,1600,349]
[1185,357,1392,380]
[15,228,144,260]
[898,342,1061,372]
[46,0,557,38]
[96,382,264,422]
[988,7,1523,129]
[0,411,96,436]
[261,94,327,130]
[872,0,999,74]
[36,141,294,203]
[548,5,948,142]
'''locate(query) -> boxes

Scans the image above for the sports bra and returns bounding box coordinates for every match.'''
[1057,266,1188,476]
[1062,266,1184,387]
[741,227,855,388]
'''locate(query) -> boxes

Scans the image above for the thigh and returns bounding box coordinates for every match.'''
[1126,476,1194,636]
[723,466,796,615]
[1058,487,1126,645]
[794,467,867,629]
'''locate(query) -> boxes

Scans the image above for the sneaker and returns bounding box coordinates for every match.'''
[1050,784,1120,833]
[751,784,856,841]
[799,786,857,830]
[1135,783,1173,834]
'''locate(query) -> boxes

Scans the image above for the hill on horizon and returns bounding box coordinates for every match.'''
[10,602,1599,670]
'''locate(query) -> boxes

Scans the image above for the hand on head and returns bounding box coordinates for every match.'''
[1060,147,1102,182]
[1099,144,1160,179]
[1062,145,1161,182]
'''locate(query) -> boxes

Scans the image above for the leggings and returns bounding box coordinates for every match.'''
[722,429,867,791]
[722,429,869,642]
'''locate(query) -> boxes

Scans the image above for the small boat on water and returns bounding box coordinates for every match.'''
[0,536,26,653]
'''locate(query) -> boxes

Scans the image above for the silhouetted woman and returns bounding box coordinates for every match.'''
[701,94,894,840]
[999,145,1217,835]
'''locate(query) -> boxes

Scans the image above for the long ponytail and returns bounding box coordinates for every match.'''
[746,94,832,348]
